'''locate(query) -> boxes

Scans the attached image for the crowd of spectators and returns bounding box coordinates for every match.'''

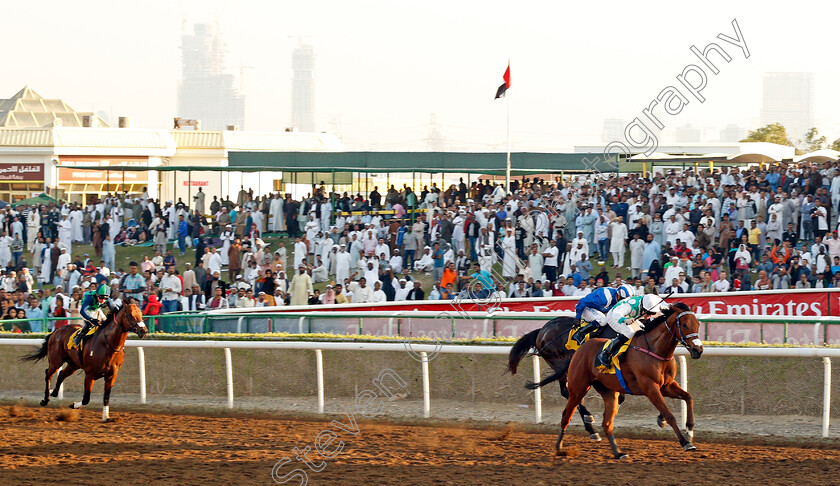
[4,160,840,331]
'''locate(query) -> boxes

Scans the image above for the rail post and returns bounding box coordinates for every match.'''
[236,316,245,334]
[388,312,402,336]
[678,355,688,429]
[298,316,306,334]
[531,354,542,423]
[57,363,65,399]
[823,357,831,438]
[224,348,234,409]
[138,347,147,404]
[315,349,324,414]
[421,351,430,418]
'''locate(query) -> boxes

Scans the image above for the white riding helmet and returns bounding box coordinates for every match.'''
[616,284,635,300]
[641,294,666,314]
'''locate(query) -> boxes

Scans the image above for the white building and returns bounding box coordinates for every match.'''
[0,87,343,205]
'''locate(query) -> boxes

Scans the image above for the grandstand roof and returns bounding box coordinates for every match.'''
[226,151,620,175]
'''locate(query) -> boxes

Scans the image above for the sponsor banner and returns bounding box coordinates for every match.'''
[271,289,839,317]
[183,180,209,186]
[0,163,44,181]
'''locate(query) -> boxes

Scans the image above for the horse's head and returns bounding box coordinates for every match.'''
[118,299,147,339]
[664,302,702,359]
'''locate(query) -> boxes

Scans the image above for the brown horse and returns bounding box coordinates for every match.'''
[507,315,624,441]
[21,300,147,421]
[555,301,703,459]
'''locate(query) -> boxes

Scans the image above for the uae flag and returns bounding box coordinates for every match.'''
[494,63,511,99]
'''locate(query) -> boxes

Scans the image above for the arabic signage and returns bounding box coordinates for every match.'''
[183,181,209,186]
[0,163,44,181]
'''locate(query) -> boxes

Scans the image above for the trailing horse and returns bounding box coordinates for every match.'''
[507,315,624,441]
[555,301,703,459]
[21,299,147,421]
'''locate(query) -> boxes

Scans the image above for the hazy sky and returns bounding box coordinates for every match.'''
[3,0,838,151]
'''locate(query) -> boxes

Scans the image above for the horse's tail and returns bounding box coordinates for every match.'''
[19,333,52,363]
[525,356,571,390]
[507,329,540,375]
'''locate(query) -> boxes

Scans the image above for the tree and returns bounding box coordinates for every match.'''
[740,123,793,147]
[797,127,826,153]
[831,138,840,152]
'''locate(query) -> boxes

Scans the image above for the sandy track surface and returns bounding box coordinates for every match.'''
[1,405,839,485]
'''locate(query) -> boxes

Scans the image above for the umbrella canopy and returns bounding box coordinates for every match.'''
[12,193,56,208]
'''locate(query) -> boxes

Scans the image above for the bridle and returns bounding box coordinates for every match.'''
[102,304,145,354]
[664,309,699,350]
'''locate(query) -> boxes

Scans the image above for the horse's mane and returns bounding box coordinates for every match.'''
[640,301,690,334]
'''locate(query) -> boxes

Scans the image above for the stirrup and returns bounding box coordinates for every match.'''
[572,322,598,345]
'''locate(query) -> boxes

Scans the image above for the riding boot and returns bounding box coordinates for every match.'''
[596,334,630,368]
[571,321,599,345]
[74,322,92,348]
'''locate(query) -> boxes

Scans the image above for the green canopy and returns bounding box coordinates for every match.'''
[12,193,56,208]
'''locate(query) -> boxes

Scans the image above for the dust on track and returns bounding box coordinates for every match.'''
[1,404,838,486]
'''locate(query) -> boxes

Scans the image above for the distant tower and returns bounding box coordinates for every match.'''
[601,119,625,143]
[291,44,315,132]
[760,72,814,142]
[178,23,245,130]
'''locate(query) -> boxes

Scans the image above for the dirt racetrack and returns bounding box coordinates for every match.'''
[1,404,839,486]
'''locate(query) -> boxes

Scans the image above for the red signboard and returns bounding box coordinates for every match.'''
[0,163,44,181]
[269,288,840,317]
[183,181,209,186]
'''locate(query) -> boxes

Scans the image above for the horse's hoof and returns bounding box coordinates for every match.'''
[589,433,602,442]
[684,443,697,452]
[616,453,629,460]
[657,416,666,428]
[39,399,48,407]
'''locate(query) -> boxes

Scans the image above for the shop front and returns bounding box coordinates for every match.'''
[57,156,156,204]
[0,163,46,203]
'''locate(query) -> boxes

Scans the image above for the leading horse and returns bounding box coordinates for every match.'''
[21,299,147,421]
[555,301,703,459]
[507,315,623,441]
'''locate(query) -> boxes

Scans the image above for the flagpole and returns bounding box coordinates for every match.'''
[505,60,511,192]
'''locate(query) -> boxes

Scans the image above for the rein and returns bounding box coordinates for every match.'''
[636,309,697,361]
[101,309,129,354]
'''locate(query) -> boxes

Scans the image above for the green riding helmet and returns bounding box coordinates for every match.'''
[96,284,109,298]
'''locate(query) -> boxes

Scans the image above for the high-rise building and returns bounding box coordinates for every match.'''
[719,124,747,143]
[675,124,702,143]
[760,72,814,142]
[291,44,315,132]
[178,23,245,130]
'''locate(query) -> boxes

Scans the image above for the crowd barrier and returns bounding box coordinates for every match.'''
[5,311,840,346]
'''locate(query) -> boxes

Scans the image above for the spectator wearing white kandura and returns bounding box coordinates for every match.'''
[609,216,628,268]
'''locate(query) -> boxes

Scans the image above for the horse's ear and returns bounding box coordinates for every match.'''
[690,304,696,312]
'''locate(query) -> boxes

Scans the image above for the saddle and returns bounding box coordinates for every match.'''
[67,324,100,351]
[565,324,617,351]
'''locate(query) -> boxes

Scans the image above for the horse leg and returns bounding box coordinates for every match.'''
[596,388,626,459]
[555,385,589,455]
[102,373,118,422]
[560,380,600,441]
[71,375,94,409]
[662,381,695,444]
[50,364,79,398]
[41,365,60,407]
[641,382,694,451]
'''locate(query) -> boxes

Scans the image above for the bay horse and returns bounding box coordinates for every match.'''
[555,301,703,459]
[21,299,147,421]
[507,315,624,441]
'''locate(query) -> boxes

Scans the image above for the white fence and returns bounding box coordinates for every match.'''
[0,338,836,438]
